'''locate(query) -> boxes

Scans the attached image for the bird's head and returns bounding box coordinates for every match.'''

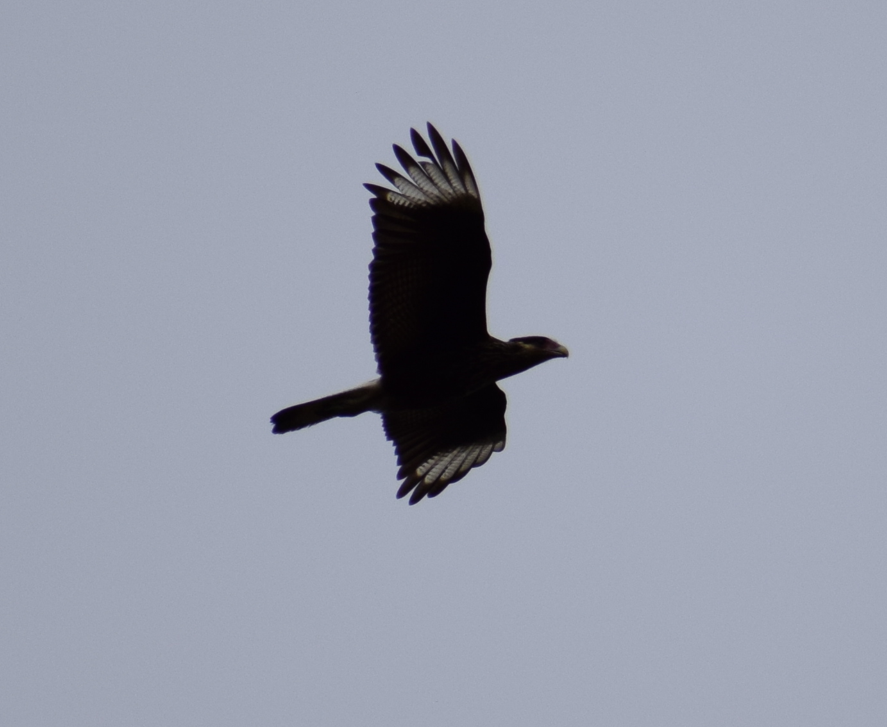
[488,336,569,381]
[508,336,570,360]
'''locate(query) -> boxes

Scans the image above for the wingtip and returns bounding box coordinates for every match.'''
[363,182,389,198]
[426,121,442,141]
[374,162,401,185]
[410,127,434,159]
[426,123,448,158]
[397,486,420,504]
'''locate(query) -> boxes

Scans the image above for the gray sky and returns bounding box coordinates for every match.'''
[2,2,886,725]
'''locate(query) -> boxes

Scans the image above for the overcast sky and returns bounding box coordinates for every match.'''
[2,2,886,725]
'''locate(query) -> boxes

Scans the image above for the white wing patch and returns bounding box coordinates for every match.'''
[414,437,506,489]
[367,124,482,213]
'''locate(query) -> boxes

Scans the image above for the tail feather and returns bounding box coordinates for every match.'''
[271,380,382,434]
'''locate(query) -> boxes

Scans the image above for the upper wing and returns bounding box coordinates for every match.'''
[382,384,507,505]
[366,124,491,381]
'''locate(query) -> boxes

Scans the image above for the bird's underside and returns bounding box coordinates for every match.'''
[272,124,567,504]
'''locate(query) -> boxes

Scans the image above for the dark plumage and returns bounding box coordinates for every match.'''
[272,124,567,504]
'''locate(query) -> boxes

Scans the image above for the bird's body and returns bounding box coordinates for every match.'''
[272,124,567,504]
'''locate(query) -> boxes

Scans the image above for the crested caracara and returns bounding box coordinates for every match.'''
[272,124,568,504]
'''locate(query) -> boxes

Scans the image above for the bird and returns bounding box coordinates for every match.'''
[271,124,568,504]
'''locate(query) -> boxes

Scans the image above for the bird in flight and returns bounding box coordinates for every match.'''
[271,124,568,504]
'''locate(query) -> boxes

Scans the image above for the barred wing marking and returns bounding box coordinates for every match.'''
[382,384,507,504]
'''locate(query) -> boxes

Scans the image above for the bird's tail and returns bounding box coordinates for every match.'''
[271,379,383,434]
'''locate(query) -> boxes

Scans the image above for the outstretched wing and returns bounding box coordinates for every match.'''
[382,384,507,504]
[366,124,491,386]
